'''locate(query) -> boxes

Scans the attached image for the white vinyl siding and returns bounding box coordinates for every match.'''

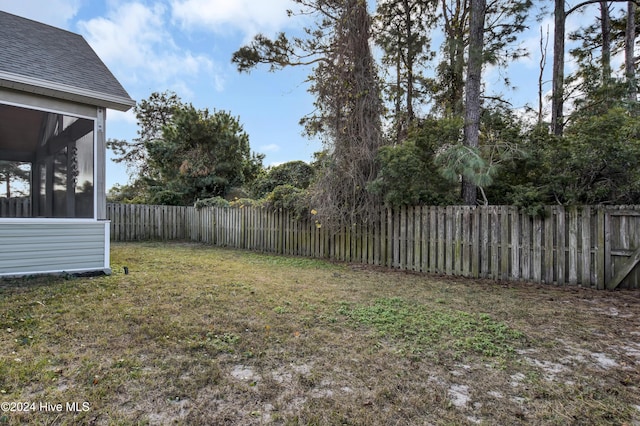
[0,221,109,276]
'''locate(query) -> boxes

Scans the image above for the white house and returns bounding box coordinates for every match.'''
[0,11,135,277]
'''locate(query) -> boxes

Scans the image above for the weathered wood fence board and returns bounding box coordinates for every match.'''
[0,198,30,217]
[106,203,640,289]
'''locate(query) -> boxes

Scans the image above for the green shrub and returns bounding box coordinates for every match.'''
[225,187,250,201]
[265,185,309,218]
[252,161,315,198]
[149,190,185,206]
[194,196,230,209]
[229,198,264,208]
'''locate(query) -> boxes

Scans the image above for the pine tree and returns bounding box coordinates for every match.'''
[375,0,437,143]
[232,0,384,223]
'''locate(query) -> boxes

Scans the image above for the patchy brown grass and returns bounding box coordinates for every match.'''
[0,242,639,425]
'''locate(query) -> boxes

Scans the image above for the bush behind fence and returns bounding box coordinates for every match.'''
[106,203,640,290]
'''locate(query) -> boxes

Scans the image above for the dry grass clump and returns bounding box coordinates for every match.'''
[0,242,638,425]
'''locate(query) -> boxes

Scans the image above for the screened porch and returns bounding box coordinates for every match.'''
[0,102,96,219]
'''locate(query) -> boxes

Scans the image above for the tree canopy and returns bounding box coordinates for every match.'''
[108,93,263,206]
[110,2,640,215]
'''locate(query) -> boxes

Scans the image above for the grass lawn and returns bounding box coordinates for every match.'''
[1,242,639,425]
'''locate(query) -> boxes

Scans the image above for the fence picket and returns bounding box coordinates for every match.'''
[556,207,566,285]
[445,206,453,275]
[413,207,421,272]
[596,207,606,289]
[471,208,480,277]
[582,206,592,285]
[453,207,462,275]
[500,206,510,280]
[490,207,499,280]
[481,209,490,278]
[521,214,531,280]
[533,214,543,282]
[510,206,520,280]
[428,208,436,273]
[461,207,471,277]
[544,208,554,284]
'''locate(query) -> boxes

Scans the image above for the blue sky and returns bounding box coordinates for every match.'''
[0,0,321,190]
[0,0,621,191]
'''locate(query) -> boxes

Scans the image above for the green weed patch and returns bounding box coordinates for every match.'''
[338,297,526,359]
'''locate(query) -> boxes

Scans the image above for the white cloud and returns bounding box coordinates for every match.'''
[77,2,216,90]
[170,0,296,38]
[107,109,137,125]
[78,3,166,70]
[0,0,80,28]
[260,144,281,152]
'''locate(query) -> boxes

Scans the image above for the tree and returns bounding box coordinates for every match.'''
[107,91,184,181]
[551,0,567,136]
[567,2,615,86]
[106,180,149,204]
[538,25,551,125]
[562,1,640,126]
[547,107,640,204]
[368,119,460,206]
[433,0,469,117]
[310,0,384,223]
[601,1,612,82]
[462,0,487,205]
[486,104,640,211]
[551,0,633,135]
[0,161,29,198]
[626,1,637,104]
[146,106,262,205]
[108,92,263,205]
[233,0,384,223]
[375,0,437,142]
[431,0,532,117]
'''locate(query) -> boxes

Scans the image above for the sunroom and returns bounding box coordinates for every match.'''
[0,11,135,277]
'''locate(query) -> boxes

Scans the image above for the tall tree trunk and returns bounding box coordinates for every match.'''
[441,0,468,117]
[404,0,414,125]
[538,25,549,126]
[600,1,611,83]
[551,0,630,131]
[395,30,403,144]
[463,0,486,205]
[626,0,637,103]
[4,172,10,199]
[551,0,565,136]
[310,0,384,223]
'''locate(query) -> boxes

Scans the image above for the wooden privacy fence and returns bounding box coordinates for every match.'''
[0,197,30,217]
[106,203,640,290]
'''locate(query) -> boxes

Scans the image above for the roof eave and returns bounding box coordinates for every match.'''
[0,71,135,112]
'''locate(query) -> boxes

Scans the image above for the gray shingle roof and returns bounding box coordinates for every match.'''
[0,11,134,111]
